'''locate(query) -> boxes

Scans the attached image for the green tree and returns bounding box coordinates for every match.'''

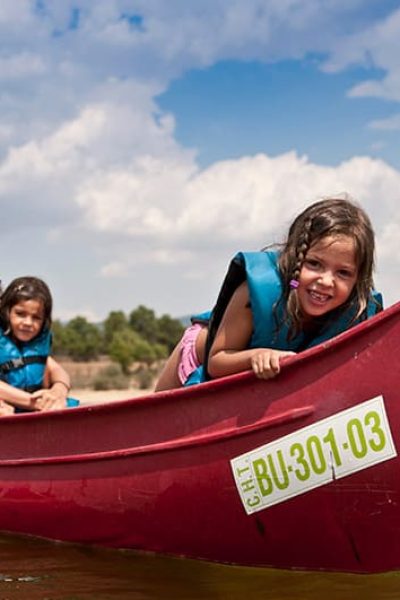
[130,338,164,364]
[129,305,158,344]
[109,328,168,373]
[52,306,183,365]
[108,328,140,373]
[103,310,128,349]
[51,320,70,356]
[156,314,184,353]
[62,316,102,361]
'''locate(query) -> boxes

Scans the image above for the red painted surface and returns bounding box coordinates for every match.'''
[0,302,399,573]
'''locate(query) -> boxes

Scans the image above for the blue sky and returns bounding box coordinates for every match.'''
[159,58,399,169]
[0,1,399,321]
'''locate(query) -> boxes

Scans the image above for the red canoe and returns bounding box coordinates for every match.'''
[0,301,400,573]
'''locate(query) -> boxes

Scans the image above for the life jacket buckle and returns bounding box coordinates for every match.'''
[10,357,25,369]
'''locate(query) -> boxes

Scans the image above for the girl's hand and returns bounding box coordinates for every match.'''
[30,386,66,412]
[250,349,296,379]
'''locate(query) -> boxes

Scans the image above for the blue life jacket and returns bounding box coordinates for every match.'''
[185,250,383,386]
[0,327,51,392]
[0,328,79,411]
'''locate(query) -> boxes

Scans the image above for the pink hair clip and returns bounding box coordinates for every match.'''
[289,279,299,289]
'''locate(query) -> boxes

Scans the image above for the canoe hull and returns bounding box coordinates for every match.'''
[0,302,400,573]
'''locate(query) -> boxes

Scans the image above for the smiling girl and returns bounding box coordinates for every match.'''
[155,197,382,389]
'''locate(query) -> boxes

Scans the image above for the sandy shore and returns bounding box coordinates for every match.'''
[71,387,153,406]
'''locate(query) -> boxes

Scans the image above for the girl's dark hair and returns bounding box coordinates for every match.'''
[278,196,376,333]
[0,276,53,333]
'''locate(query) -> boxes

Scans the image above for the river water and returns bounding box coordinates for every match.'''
[1,533,400,599]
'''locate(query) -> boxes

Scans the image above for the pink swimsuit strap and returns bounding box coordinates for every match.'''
[177,323,202,385]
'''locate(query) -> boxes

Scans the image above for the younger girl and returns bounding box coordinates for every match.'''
[0,276,74,414]
[155,197,382,390]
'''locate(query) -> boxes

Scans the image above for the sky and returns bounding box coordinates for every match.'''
[1,0,400,322]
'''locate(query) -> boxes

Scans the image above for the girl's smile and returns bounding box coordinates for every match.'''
[297,235,358,319]
[9,299,45,343]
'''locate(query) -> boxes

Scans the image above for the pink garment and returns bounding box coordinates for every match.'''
[177,323,202,385]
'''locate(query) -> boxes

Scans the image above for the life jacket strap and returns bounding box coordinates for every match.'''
[0,355,47,375]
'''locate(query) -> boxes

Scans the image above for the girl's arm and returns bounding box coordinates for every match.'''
[0,380,37,410]
[207,282,295,380]
[207,282,255,378]
[30,356,71,411]
[45,356,71,392]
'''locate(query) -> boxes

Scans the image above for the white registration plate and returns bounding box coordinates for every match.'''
[231,395,397,515]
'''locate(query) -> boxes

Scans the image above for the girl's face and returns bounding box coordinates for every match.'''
[9,299,45,343]
[297,234,358,319]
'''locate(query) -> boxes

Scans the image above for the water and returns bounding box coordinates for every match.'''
[0,533,399,599]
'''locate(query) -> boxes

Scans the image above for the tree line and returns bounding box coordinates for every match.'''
[52,305,185,373]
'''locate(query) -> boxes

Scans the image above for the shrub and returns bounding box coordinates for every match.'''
[135,366,156,390]
[93,364,130,391]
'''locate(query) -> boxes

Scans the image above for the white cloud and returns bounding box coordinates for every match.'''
[0,52,46,80]
[369,113,400,131]
[0,78,399,312]
[1,2,397,108]
[324,7,400,102]
[75,154,195,236]
[0,81,194,231]
[0,2,398,160]
[71,141,400,310]
[74,149,400,246]
[379,222,400,261]
[100,261,129,278]
[0,0,34,26]
[0,1,399,319]
[0,105,104,183]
